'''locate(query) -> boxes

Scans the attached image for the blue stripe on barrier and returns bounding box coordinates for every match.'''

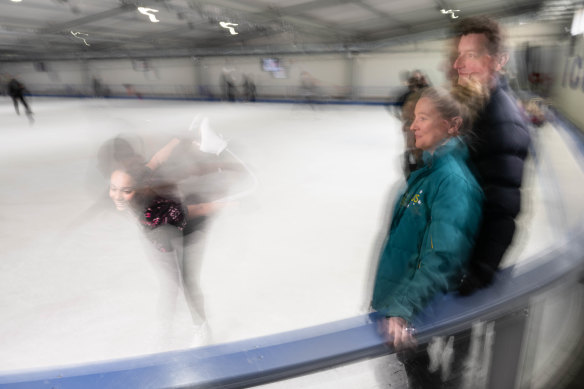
[0,315,388,388]
[27,94,396,106]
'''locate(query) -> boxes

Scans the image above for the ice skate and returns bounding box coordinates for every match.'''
[190,321,211,347]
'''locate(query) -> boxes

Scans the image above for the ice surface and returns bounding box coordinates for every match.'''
[0,96,565,376]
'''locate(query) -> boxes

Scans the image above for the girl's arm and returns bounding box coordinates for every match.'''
[186,201,234,219]
[145,138,181,171]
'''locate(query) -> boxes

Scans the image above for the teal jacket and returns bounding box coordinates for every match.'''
[372,138,483,322]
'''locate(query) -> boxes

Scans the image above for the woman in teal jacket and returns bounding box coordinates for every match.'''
[372,86,484,350]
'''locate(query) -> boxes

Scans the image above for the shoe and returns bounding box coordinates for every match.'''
[188,114,203,133]
[191,321,211,347]
[199,118,227,155]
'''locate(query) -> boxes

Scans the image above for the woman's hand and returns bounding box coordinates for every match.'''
[380,316,417,350]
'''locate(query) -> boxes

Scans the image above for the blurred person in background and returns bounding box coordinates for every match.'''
[0,73,8,95]
[451,16,531,294]
[242,74,257,102]
[372,85,485,388]
[299,70,320,107]
[220,68,236,102]
[8,76,33,118]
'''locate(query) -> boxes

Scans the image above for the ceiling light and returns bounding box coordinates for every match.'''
[220,22,238,35]
[571,8,584,35]
[441,9,461,19]
[10,0,23,3]
[138,7,160,23]
[71,31,90,46]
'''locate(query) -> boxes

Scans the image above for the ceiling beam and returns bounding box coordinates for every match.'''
[275,0,355,16]
[38,4,136,34]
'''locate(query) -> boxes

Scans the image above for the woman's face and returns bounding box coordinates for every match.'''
[109,170,136,211]
[410,97,452,153]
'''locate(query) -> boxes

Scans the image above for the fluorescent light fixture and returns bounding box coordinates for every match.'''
[441,9,461,19]
[10,0,23,2]
[220,21,239,35]
[571,8,584,35]
[138,7,160,23]
[71,31,90,46]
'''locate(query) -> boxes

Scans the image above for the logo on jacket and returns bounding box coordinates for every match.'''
[409,190,424,208]
[401,190,424,208]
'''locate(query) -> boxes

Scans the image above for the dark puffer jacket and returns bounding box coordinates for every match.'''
[461,82,531,291]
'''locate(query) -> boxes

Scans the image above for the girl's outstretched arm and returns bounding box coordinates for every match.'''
[186,201,235,219]
[145,138,181,171]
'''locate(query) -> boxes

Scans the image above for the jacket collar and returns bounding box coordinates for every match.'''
[421,137,467,166]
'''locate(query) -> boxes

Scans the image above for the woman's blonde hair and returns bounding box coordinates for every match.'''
[419,83,488,137]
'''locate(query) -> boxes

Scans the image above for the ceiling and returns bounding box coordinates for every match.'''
[0,0,576,61]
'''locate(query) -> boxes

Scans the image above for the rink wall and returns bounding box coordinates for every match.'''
[0,46,448,102]
[551,35,584,130]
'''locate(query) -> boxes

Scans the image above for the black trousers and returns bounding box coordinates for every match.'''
[11,94,32,114]
[398,331,471,389]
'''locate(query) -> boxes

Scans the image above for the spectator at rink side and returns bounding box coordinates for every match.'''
[92,76,110,98]
[397,70,430,108]
[398,70,431,177]
[399,17,532,389]
[242,74,256,102]
[0,73,8,96]
[299,70,320,106]
[451,16,531,294]
[372,85,485,388]
[220,68,236,102]
[123,84,143,99]
[8,76,33,119]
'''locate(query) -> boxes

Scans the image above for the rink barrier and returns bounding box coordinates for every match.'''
[26,93,398,106]
[1,229,583,389]
[1,114,584,389]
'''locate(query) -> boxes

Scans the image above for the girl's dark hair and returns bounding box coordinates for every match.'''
[103,135,182,213]
[97,136,144,178]
[111,155,182,211]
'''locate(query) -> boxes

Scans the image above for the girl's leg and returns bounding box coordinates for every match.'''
[181,227,208,326]
[12,96,19,115]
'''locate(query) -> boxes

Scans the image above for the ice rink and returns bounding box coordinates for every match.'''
[1,96,582,387]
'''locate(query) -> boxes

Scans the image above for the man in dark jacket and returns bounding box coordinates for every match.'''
[452,17,531,294]
[8,77,33,116]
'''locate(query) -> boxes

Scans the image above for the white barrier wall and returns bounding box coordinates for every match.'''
[89,58,199,96]
[551,36,584,129]
[0,60,87,94]
[196,54,350,98]
[357,50,447,98]
[0,50,443,101]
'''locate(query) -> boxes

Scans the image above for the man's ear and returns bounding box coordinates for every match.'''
[494,52,510,71]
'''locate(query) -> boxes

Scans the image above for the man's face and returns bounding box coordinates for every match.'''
[453,33,500,88]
